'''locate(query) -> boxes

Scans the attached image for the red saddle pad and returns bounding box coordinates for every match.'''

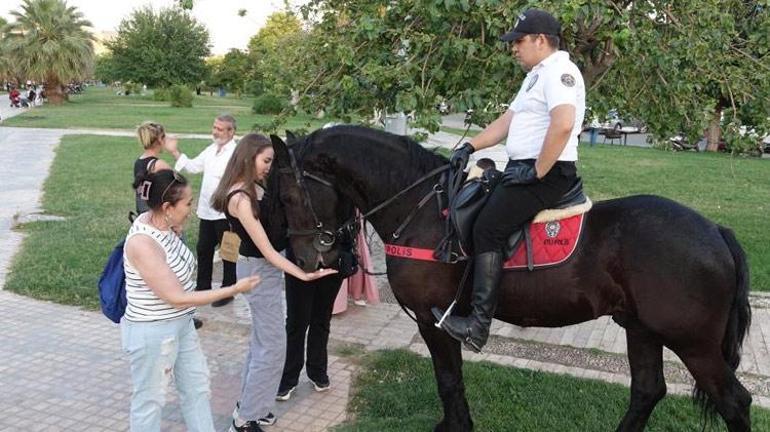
[504,213,585,270]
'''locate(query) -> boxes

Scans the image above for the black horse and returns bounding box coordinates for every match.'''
[269,125,752,431]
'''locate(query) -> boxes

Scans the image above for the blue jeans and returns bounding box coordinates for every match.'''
[121,314,214,432]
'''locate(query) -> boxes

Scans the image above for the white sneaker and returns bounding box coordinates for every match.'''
[311,379,331,392]
[276,386,295,401]
[257,412,276,426]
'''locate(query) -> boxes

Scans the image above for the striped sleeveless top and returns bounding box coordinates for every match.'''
[123,214,197,322]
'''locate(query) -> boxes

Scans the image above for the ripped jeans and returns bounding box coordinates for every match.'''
[121,314,214,432]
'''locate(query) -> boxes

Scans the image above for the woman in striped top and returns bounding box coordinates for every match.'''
[122,169,259,432]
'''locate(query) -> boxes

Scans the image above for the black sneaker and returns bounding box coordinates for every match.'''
[212,296,234,307]
[276,386,295,401]
[256,412,276,426]
[233,401,276,426]
[310,379,330,392]
[228,420,264,432]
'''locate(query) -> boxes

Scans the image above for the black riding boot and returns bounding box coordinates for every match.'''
[432,251,503,353]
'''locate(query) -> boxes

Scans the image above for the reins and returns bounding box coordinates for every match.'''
[282,144,471,324]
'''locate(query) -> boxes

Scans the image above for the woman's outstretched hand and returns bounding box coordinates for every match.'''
[302,268,339,281]
[233,275,261,293]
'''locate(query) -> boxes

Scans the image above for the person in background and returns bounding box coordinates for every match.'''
[122,169,258,432]
[133,122,172,214]
[332,218,379,315]
[277,252,345,401]
[211,134,338,432]
[165,114,238,307]
[132,122,205,329]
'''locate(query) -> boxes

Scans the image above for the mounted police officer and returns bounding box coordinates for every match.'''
[433,9,586,352]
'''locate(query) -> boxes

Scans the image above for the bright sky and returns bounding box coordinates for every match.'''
[2,0,306,55]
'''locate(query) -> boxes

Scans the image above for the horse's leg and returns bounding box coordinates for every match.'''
[677,348,752,432]
[418,321,473,432]
[615,324,666,432]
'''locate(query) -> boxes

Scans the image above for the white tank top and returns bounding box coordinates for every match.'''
[123,213,196,322]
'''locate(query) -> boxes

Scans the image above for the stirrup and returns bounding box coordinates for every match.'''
[434,300,457,329]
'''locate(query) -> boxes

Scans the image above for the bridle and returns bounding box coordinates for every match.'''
[279,146,451,255]
[280,147,345,254]
[279,143,460,324]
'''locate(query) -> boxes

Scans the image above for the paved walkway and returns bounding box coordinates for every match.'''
[1,121,769,431]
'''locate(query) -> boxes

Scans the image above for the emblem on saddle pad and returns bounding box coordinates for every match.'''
[545,221,561,238]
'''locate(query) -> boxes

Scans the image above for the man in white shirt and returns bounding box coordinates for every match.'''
[433,9,586,352]
[165,114,238,307]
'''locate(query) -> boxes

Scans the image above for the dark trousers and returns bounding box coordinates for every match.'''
[474,160,577,254]
[195,218,236,291]
[279,272,343,389]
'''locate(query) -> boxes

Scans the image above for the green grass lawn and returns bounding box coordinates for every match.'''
[3,135,208,308]
[4,135,769,310]
[577,145,769,291]
[1,86,330,133]
[335,350,770,431]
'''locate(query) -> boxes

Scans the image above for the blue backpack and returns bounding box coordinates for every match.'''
[98,239,127,323]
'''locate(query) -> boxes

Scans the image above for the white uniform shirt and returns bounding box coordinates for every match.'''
[506,50,585,162]
[174,139,236,220]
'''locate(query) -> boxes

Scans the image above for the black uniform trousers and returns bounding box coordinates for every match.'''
[279,271,343,389]
[474,159,577,254]
[195,218,237,291]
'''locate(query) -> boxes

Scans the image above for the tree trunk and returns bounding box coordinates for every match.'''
[45,75,66,105]
[705,107,722,152]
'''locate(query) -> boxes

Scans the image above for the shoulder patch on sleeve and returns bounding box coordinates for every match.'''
[560,74,576,87]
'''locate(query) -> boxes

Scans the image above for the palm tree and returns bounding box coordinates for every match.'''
[0,17,11,84]
[3,0,95,104]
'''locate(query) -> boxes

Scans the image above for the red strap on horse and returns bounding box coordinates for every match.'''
[384,244,439,261]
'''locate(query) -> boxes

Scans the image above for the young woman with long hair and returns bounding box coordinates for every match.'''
[211,133,336,432]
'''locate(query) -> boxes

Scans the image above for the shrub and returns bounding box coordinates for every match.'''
[252,93,287,114]
[122,81,142,96]
[168,84,193,108]
[153,87,169,101]
[244,79,264,97]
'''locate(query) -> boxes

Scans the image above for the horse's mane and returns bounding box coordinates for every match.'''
[304,125,448,174]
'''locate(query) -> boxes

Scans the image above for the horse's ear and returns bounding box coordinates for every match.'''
[270,134,290,166]
[285,130,297,143]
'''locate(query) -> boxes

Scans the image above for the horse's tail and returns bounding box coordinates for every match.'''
[693,225,752,420]
[719,226,752,371]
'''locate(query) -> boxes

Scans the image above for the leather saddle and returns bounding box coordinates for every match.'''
[440,172,588,263]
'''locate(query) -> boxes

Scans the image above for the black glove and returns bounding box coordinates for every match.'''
[502,163,539,186]
[449,142,474,169]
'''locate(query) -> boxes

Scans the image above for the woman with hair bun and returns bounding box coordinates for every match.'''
[132,121,173,214]
[122,169,260,432]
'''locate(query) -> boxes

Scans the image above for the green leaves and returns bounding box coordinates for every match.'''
[266,0,770,152]
[246,12,304,98]
[209,49,250,95]
[3,0,94,104]
[105,6,209,88]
